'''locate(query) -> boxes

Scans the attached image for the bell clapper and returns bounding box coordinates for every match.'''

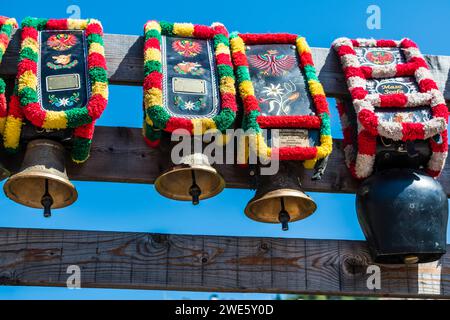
[189,170,201,205]
[41,178,54,218]
[278,197,291,231]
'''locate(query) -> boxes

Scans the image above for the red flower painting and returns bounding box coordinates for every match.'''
[365,50,395,65]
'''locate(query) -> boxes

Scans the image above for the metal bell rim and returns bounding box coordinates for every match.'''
[244,188,317,224]
[3,170,78,209]
[154,164,225,201]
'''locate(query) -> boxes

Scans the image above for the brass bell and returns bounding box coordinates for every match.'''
[3,139,78,217]
[155,152,225,205]
[0,161,9,181]
[245,162,317,231]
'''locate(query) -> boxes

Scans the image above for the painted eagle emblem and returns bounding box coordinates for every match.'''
[172,39,202,57]
[248,50,296,76]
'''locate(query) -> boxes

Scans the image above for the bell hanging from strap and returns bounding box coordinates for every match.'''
[3,139,78,217]
[356,168,448,264]
[245,162,317,231]
[154,135,225,205]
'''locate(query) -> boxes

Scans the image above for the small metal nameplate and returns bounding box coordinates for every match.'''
[46,74,81,92]
[173,77,206,94]
[276,129,310,147]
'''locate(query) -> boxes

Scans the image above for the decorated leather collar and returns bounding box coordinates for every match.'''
[142,21,237,147]
[229,33,332,169]
[0,16,18,138]
[3,17,108,163]
[333,38,448,178]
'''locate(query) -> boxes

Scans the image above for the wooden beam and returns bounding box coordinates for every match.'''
[2,125,450,196]
[1,30,450,100]
[0,227,447,298]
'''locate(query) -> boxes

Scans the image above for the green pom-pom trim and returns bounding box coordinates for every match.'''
[304,65,318,81]
[236,66,251,81]
[144,60,162,75]
[146,106,170,129]
[159,21,174,36]
[320,113,331,136]
[213,108,236,132]
[144,123,162,141]
[214,34,229,47]
[21,17,48,30]
[89,67,108,83]
[19,47,39,62]
[71,137,91,163]
[19,87,38,105]
[0,79,5,93]
[66,108,92,128]
[1,24,12,38]
[243,110,261,133]
[216,65,234,78]
[87,33,104,46]
[229,31,238,39]
[145,29,162,42]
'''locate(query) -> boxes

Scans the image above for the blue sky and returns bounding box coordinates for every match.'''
[0,0,449,299]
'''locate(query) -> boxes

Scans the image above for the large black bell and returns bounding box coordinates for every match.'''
[356,168,448,264]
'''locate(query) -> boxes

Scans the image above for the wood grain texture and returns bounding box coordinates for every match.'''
[0,227,447,298]
[1,125,355,193]
[2,125,450,196]
[1,30,450,100]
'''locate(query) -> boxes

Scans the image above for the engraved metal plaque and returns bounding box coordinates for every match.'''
[162,36,219,118]
[277,129,310,147]
[39,30,89,112]
[247,44,315,116]
[46,74,80,91]
[267,129,319,148]
[173,77,206,94]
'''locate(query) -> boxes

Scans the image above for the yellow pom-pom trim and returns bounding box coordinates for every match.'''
[230,37,245,53]
[238,80,255,99]
[296,37,311,55]
[3,116,22,149]
[67,19,88,30]
[316,135,333,159]
[91,82,109,100]
[220,76,236,95]
[303,159,317,169]
[18,71,37,91]
[89,42,105,56]
[308,80,325,96]
[43,111,68,129]
[173,23,194,37]
[216,43,231,55]
[145,21,161,33]
[0,118,6,136]
[144,88,162,107]
[144,48,161,62]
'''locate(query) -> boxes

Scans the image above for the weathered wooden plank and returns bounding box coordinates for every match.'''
[0,227,448,298]
[2,125,450,196]
[1,30,450,100]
